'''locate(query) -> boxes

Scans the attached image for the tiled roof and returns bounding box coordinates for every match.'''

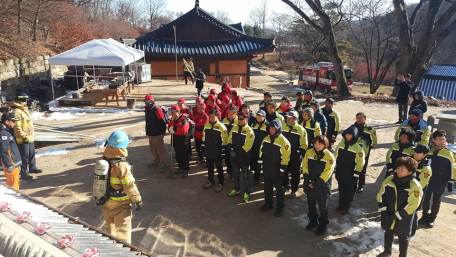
[425,65,456,77]
[419,65,456,100]
[131,7,275,57]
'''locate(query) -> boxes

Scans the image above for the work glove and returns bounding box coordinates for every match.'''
[23,137,30,144]
[168,127,175,134]
[135,201,143,211]
[7,166,14,174]
[230,150,237,158]
[387,213,398,222]
[448,182,454,193]
[387,168,394,177]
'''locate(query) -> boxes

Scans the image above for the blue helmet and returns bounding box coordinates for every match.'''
[16,92,29,102]
[107,131,129,148]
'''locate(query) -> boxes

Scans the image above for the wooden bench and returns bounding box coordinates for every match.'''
[103,80,133,106]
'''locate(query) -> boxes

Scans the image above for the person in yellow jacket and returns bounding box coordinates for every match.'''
[302,135,335,236]
[183,57,195,85]
[258,120,291,217]
[227,111,255,203]
[0,112,22,190]
[102,131,142,244]
[394,109,430,146]
[10,92,41,180]
[376,157,422,257]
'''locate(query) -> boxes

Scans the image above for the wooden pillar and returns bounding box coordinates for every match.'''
[247,60,251,87]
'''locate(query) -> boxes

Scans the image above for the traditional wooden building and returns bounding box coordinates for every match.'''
[126,1,275,88]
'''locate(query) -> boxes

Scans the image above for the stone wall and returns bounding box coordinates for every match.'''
[0,55,67,100]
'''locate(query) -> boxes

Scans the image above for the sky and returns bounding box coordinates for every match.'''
[167,0,421,25]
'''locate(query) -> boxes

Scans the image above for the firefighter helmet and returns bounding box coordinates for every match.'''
[107,131,130,148]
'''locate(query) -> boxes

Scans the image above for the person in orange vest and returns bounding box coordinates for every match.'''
[0,112,22,190]
[10,92,42,180]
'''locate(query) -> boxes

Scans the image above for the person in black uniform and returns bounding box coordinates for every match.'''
[259,92,272,113]
[250,110,269,186]
[258,120,291,217]
[394,74,413,124]
[321,98,341,150]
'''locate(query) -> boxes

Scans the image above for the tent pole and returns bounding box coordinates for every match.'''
[50,67,55,107]
[174,25,177,82]
[93,65,95,85]
[135,62,138,96]
[75,65,79,90]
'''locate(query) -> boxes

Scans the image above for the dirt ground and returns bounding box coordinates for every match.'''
[2,69,456,257]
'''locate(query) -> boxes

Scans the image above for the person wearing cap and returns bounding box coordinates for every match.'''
[220,95,234,120]
[144,94,169,172]
[259,92,272,112]
[266,102,285,125]
[194,67,206,97]
[295,91,305,114]
[102,130,142,244]
[240,104,255,126]
[301,90,316,110]
[178,98,194,120]
[321,98,341,149]
[299,107,321,149]
[0,112,22,188]
[302,135,335,235]
[386,129,416,178]
[276,96,294,123]
[194,102,209,164]
[230,90,244,107]
[205,94,222,120]
[394,74,413,124]
[259,119,291,217]
[310,102,327,135]
[409,90,428,118]
[334,125,365,215]
[183,57,194,85]
[353,112,377,192]
[394,109,430,146]
[419,130,455,228]
[10,92,41,180]
[207,88,221,107]
[202,109,228,192]
[227,111,255,203]
[218,84,231,105]
[411,144,432,237]
[168,105,191,178]
[282,111,308,198]
[222,106,239,179]
[192,97,204,119]
[250,109,270,185]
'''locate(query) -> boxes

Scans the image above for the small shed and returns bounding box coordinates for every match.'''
[419,64,456,100]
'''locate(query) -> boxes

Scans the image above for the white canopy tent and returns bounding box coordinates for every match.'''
[48,38,145,106]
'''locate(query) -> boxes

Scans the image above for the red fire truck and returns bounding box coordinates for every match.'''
[298,62,354,93]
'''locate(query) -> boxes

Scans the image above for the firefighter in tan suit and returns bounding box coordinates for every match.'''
[102,131,142,244]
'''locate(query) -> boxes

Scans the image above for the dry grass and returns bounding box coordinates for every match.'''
[0,34,56,60]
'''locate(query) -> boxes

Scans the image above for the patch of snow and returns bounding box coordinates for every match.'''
[346,100,362,103]
[136,104,145,109]
[92,137,107,148]
[57,126,75,129]
[48,107,135,114]
[36,146,76,158]
[448,144,456,153]
[32,112,77,121]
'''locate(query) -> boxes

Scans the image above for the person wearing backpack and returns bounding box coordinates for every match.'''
[101,131,142,244]
[168,105,191,178]
[144,94,169,173]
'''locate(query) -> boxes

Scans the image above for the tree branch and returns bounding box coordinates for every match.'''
[281,0,325,33]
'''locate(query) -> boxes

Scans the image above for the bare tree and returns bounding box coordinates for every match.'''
[282,0,351,96]
[271,13,292,63]
[393,0,456,92]
[250,0,270,59]
[348,0,399,93]
[210,9,233,24]
[146,0,167,30]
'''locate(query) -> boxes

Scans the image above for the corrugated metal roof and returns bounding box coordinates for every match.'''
[426,65,456,76]
[419,78,456,100]
[0,185,150,257]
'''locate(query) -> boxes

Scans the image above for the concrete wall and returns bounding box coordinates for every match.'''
[0,55,67,100]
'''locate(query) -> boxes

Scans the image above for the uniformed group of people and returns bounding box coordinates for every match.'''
[0,92,42,191]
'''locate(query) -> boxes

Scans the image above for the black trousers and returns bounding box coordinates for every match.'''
[398,103,408,122]
[173,136,190,171]
[384,229,409,257]
[338,182,357,209]
[207,158,224,185]
[264,176,284,208]
[18,142,37,175]
[250,156,261,181]
[195,139,203,159]
[196,88,203,97]
[422,190,443,220]
[184,71,193,84]
[307,195,329,225]
[358,147,372,187]
[224,154,232,175]
[283,160,301,192]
